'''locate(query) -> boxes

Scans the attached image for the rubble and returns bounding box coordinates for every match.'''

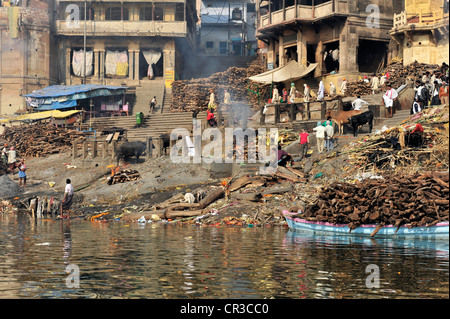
[341,105,449,171]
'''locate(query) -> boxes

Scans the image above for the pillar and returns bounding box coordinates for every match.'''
[94,50,99,79]
[278,35,284,67]
[83,141,88,159]
[100,50,105,81]
[134,50,140,81]
[92,141,98,158]
[65,48,71,84]
[72,141,78,160]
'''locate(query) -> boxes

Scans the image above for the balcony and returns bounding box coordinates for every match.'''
[258,0,347,31]
[55,20,187,37]
[393,9,449,28]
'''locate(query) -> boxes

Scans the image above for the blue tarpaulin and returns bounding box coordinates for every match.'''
[38,100,78,110]
[23,84,127,99]
[23,84,128,110]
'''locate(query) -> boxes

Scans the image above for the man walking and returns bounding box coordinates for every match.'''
[149,96,157,114]
[313,121,326,154]
[299,128,309,160]
[382,83,398,118]
[324,121,334,152]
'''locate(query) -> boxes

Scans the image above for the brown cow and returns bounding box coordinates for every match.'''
[325,109,362,135]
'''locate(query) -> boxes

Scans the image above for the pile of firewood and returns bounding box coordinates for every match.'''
[381,61,439,88]
[170,63,270,112]
[107,169,140,185]
[344,81,373,96]
[303,172,449,234]
[1,124,86,157]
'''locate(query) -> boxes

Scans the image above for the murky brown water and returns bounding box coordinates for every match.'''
[0,213,448,299]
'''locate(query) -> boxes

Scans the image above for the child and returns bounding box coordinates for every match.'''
[18,158,26,187]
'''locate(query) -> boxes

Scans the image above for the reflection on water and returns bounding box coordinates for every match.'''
[0,213,448,299]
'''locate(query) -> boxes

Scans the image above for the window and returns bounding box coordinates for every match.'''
[105,6,128,21]
[175,3,184,21]
[154,4,164,21]
[206,41,214,48]
[247,3,256,12]
[231,8,242,20]
[139,6,153,21]
[219,42,227,55]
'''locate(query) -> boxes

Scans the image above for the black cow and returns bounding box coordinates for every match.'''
[116,141,147,165]
[348,111,374,137]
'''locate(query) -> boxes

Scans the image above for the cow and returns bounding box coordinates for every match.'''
[116,140,147,165]
[325,109,362,135]
[348,111,374,137]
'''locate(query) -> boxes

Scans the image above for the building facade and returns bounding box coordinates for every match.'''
[255,0,404,92]
[390,0,449,66]
[0,0,57,115]
[55,0,198,87]
[199,0,257,56]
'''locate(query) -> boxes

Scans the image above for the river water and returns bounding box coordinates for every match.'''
[0,213,448,299]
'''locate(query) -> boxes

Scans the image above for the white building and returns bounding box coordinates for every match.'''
[199,0,257,55]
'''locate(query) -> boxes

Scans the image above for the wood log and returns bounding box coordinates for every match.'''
[165,210,204,219]
[231,192,262,202]
[229,175,252,192]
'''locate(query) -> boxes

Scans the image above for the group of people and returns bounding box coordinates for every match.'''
[271,82,299,104]
[205,89,232,127]
[1,144,26,187]
[276,120,334,167]
[412,67,449,115]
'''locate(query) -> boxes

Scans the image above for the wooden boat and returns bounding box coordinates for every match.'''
[282,210,449,238]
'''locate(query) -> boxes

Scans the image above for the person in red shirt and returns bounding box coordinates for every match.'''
[207,109,217,127]
[299,128,310,160]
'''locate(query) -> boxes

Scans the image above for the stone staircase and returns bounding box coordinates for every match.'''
[80,111,208,142]
[162,87,172,113]
[133,79,165,115]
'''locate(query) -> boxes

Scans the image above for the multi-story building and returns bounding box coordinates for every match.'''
[55,0,198,87]
[255,0,404,93]
[390,0,449,66]
[199,0,257,56]
[0,0,57,115]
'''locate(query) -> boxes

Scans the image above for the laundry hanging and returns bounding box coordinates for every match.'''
[105,50,129,77]
[142,50,162,79]
[72,50,93,77]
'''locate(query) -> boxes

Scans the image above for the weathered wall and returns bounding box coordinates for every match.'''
[0,1,54,115]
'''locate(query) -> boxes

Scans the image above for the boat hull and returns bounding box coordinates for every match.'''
[283,210,449,238]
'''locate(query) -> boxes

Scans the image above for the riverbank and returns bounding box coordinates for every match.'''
[1,105,449,228]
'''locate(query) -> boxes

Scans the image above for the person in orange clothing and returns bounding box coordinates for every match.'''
[439,82,448,105]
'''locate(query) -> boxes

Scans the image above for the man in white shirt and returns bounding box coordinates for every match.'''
[382,84,398,118]
[324,121,334,151]
[313,121,326,153]
[352,96,369,111]
[61,179,75,218]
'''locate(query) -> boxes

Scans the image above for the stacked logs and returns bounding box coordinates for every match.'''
[382,61,439,88]
[303,172,449,233]
[170,64,270,112]
[107,169,140,185]
[344,81,373,96]
[1,124,86,157]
